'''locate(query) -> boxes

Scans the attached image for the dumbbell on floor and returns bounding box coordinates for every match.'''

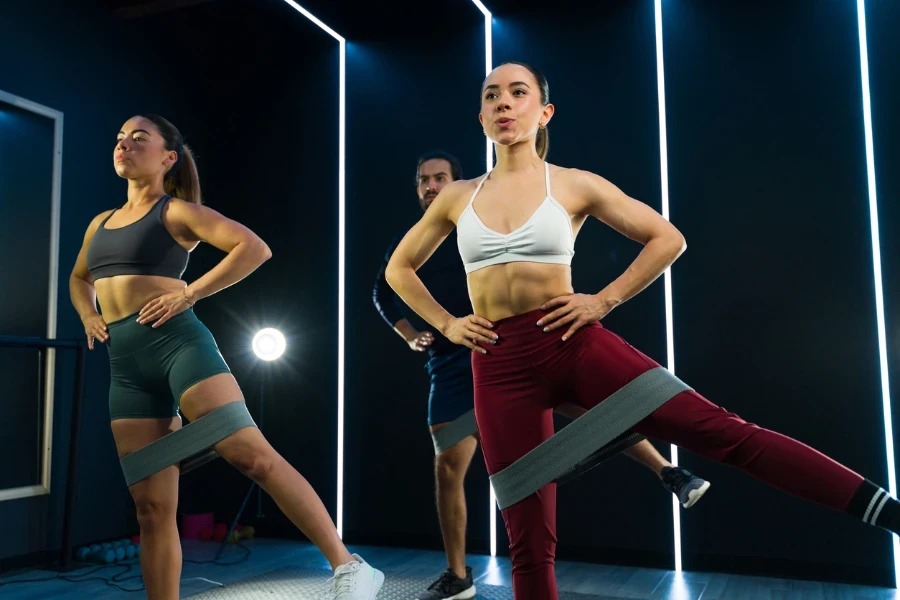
[75,541,141,564]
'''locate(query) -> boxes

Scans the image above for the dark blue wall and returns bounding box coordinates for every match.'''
[341,8,489,550]
[663,0,893,585]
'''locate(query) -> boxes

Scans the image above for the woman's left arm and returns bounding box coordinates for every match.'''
[538,170,686,339]
[138,200,272,327]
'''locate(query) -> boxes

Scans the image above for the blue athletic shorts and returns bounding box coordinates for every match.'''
[425,348,474,426]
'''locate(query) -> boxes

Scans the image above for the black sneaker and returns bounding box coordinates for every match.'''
[661,466,710,508]
[415,566,476,600]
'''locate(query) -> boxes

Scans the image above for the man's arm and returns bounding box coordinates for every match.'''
[373,236,432,351]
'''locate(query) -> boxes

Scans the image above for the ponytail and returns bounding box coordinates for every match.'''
[138,113,203,205]
[164,143,202,205]
[535,126,549,160]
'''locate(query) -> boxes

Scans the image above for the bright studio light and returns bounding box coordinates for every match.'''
[252,328,286,362]
[280,0,346,538]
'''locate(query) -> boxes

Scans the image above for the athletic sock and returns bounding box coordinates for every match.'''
[848,479,900,533]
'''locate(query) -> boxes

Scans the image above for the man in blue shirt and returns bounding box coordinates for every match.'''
[373,151,709,600]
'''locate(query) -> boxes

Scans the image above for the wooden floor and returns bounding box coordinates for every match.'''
[1,538,897,599]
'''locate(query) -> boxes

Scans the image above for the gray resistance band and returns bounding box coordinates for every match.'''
[430,409,646,479]
[490,367,691,510]
[120,401,257,487]
[556,430,645,487]
[432,409,478,454]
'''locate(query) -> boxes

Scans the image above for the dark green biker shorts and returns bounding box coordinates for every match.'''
[106,308,232,420]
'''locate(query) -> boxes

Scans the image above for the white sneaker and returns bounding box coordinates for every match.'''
[324,554,384,599]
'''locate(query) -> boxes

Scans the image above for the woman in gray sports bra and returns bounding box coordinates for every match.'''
[69,114,382,600]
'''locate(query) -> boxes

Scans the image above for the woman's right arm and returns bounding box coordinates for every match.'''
[385,183,496,353]
[69,211,112,349]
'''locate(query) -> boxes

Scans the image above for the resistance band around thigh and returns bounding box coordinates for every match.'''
[119,401,257,486]
[431,409,478,454]
[490,367,691,510]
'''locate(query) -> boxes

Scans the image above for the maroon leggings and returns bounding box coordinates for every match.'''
[472,309,865,600]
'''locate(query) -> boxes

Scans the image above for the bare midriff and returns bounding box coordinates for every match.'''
[94,275,187,323]
[466,261,573,322]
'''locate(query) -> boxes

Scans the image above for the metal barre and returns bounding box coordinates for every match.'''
[0,335,86,571]
[0,335,85,350]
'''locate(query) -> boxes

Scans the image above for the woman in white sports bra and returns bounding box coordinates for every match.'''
[385,62,898,600]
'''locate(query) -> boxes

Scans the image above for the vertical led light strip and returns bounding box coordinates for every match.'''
[472,0,494,172]
[280,0,347,538]
[469,0,496,558]
[856,0,898,587]
[653,0,682,572]
[336,37,346,540]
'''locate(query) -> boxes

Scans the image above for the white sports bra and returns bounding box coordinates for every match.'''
[456,162,575,274]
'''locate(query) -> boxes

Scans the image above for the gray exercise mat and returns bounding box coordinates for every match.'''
[185,565,619,599]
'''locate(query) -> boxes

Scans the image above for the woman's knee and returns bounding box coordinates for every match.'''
[217,431,277,481]
[132,490,177,530]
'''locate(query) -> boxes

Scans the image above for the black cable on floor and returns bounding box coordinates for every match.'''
[0,542,253,593]
[0,563,142,593]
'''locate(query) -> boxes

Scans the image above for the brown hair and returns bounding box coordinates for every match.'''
[486,61,550,159]
[415,150,464,184]
[137,114,202,204]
